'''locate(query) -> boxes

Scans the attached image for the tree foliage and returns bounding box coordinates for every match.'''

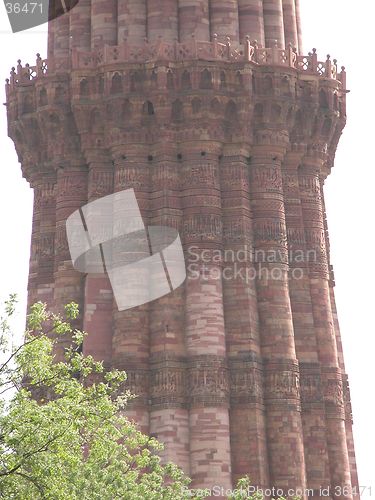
[0,298,191,499]
[0,297,288,500]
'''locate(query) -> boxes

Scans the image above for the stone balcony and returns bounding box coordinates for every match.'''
[5,37,346,94]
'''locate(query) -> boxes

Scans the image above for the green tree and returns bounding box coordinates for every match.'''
[0,297,290,500]
[0,298,191,499]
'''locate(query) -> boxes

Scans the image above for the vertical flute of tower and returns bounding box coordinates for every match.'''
[82,151,114,367]
[181,144,232,492]
[295,0,303,53]
[69,0,91,50]
[178,0,210,42]
[28,169,56,309]
[110,147,151,434]
[220,146,270,487]
[49,14,70,63]
[47,19,54,61]
[28,175,41,308]
[299,157,352,498]
[147,0,179,42]
[118,0,147,44]
[263,0,285,48]
[282,0,298,49]
[238,0,265,46]
[46,0,307,59]
[249,139,306,492]
[53,162,87,360]
[209,0,239,42]
[91,0,117,48]
[148,142,190,474]
[282,151,331,491]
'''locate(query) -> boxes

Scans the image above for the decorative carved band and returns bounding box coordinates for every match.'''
[150,358,187,409]
[321,368,345,418]
[300,363,323,405]
[300,364,345,418]
[229,355,264,405]
[122,355,233,409]
[188,356,229,407]
[264,361,301,402]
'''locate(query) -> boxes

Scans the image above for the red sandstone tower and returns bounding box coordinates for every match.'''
[5,1,359,498]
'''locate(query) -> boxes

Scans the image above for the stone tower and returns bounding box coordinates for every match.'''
[5,1,359,497]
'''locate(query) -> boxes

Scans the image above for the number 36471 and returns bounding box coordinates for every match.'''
[5,3,43,14]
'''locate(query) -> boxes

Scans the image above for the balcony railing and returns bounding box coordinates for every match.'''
[5,37,346,92]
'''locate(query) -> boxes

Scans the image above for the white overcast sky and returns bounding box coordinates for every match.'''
[0,0,373,495]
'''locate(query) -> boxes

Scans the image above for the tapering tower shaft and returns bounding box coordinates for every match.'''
[6,0,359,497]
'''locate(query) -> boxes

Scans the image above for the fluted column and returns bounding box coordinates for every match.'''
[209,0,240,43]
[282,0,298,49]
[178,0,210,42]
[47,20,55,61]
[91,0,117,48]
[220,146,270,488]
[147,0,179,42]
[181,143,232,493]
[28,169,56,308]
[54,161,88,358]
[69,0,91,50]
[238,0,265,46]
[249,133,306,493]
[110,146,150,434]
[51,12,70,63]
[263,0,285,48]
[295,0,303,54]
[299,154,352,499]
[82,151,114,367]
[118,0,147,44]
[283,149,331,494]
[148,143,190,475]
